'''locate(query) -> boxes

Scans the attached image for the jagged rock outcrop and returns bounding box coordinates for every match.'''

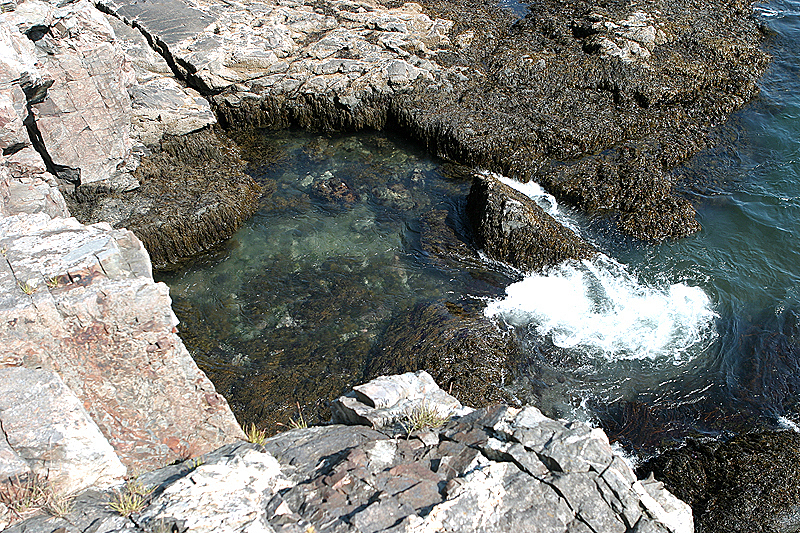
[466,172,596,272]
[97,0,454,130]
[105,13,217,146]
[5,371,693,533]
[3,0,137,189]
[639,431,800,533]
[0,171,245,508]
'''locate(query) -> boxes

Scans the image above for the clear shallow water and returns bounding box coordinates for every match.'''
[157,132,513,430]
[158,1,800,449]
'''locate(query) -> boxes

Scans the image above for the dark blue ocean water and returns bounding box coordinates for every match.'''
[158,1,800,448]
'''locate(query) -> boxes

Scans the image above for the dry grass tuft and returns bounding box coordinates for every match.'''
[402,402,450,438]
[107,478,154,517]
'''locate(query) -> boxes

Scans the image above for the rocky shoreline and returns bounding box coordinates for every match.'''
[4,371,694,533]
[0,0,792,530]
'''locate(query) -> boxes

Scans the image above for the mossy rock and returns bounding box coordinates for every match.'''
[366,299,521,408]
[69,128,264,270]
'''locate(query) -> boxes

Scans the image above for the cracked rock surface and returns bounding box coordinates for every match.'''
[0,170,245,507]
[5,371,692,533]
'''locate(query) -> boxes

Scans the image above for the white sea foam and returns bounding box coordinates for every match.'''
[778,415,800,432]
[483,174,718,363]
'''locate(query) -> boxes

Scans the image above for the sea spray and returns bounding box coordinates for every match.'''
[485,173,718,363]
[485,255,717,362]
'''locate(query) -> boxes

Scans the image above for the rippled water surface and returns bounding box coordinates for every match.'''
[158,1,800,449]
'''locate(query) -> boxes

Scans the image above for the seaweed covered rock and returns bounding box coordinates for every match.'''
[420,208,482,270]
[366,299,520,407]
[95,0,767,239]
[466,173,595,272]
[638,431,800,533]
[392,0,768,240]
[69,129,262,269]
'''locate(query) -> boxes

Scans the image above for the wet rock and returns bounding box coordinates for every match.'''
[639,430,800,533]
[419,209,476,269]
[311,175,359,206]
[0,208,245,474]
[69,128,262,270]
[366,299,521,407]
[466,172,595,272]
[0,367,126,494]
[373,182,418,211]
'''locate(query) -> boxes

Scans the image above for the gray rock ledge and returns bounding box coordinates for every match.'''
[5,371,693,533]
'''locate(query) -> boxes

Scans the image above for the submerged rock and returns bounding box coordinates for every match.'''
[639,431,800,533]
[69,128,262,270]
[419,208,482,270]
[466,172,595,272]
[367,299,521,407]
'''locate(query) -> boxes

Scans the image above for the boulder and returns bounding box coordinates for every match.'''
[466,172,595,272]
[639,431,800,533]
[331,370,473,429]
[366,299,522,408]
